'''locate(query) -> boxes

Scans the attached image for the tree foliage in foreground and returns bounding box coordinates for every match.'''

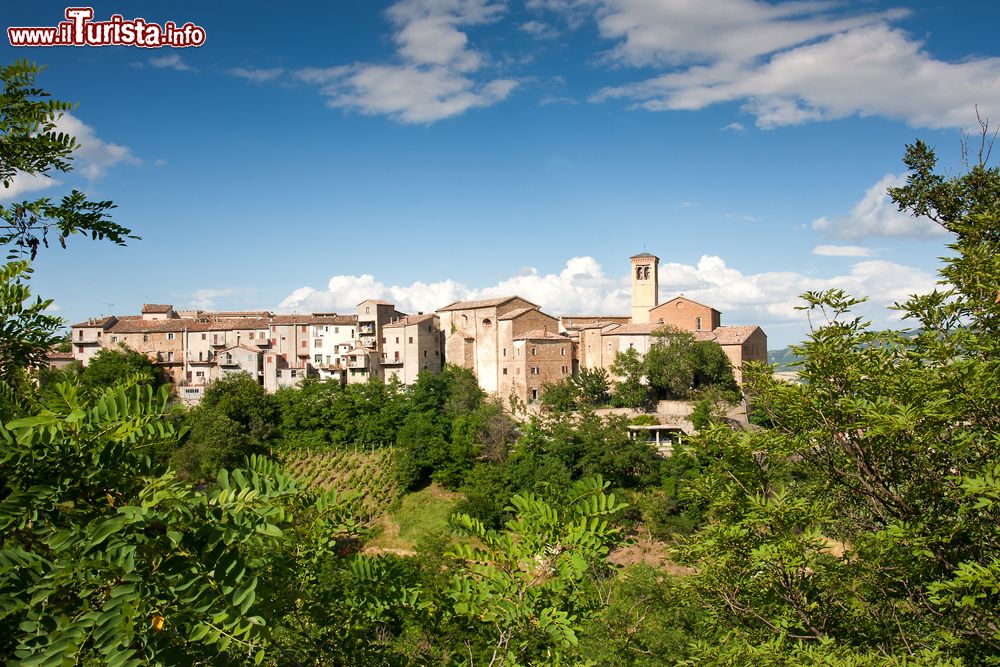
[671,136,1000,664]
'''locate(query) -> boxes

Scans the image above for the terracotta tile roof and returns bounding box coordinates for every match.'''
[205,310,272,319]
[713,325,763,345]
[605,323,672,336]
[357,299,394,306]
[560,315,630,322]
[437,295,538,312]
[70,316,118,329]
[498,306,539,320]
[514,329,567,341]
[650,295,720,314]
[309,315,359,326]
[383,313,437,329]
[207,318,271,331]
[269,314,312,325]
[221,343,262,354]
[630,252,658,259]
[46,350,75,360]
[107,319,211,333]
[141,304,174,314]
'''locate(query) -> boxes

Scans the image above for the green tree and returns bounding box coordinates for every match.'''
[1,61,133,259]
[674,134,1000,663]
[79,344,163,393]
[573,366,611,406]
[538,377,579,413]
[610,347,650,408]
[447,477,626,666]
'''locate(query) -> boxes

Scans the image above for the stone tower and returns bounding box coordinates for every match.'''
[630,253,659,323]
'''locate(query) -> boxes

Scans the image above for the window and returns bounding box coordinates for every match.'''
[334,327,339,334]
[167,333,175,340]
[196,371,204,378]
[167,351,174,362]
[271,325,276,332]
[502,348,506,357]
[423,350,427,358]
[77,345,83,353]
[96,331,101,338]
[531,389,538,400]
[561,365,568,374]
[408,336,413,344]
[561,348,566,356]
[78,331,83,340]
[111,336,118,343]
[300,325,307,333]
[482,318,492,327]
[314,354,322,363]
[395,337,400,344]
[502,368,508,375]
[249,332,255,339]
[200,333,205,340]
[435,350,439,356]
[198,352,203,361]
[271,338,277,346]
[531,347,537,355]
[531,366,539,375]
[696,316,702,331]
[267,357,273,364]
[301,340,307,348]
[314,339,323,347]
[365,307,370,314]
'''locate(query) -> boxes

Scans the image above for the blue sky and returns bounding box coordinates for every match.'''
[3,1,998,348]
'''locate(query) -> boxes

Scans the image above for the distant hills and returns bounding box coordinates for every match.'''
[768,346,803,370]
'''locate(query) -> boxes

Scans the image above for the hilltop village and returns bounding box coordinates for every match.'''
[63,253,767,404]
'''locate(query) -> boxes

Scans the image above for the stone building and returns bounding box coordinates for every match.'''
[381,313,444,385]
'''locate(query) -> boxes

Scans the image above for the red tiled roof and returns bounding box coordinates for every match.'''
[383,313,437,329]
[437,296,538,312]
[650,295,720,314]
[46,350,75,360]
[514,329,567,341]
[713,325,763,345]
[107,319,211,333]
[498,306,539,320]
[357,299,394,306]
[70,316,118,329]
[141,304,174,313]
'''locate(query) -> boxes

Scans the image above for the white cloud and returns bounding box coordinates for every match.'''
[0,171,58,200]
[229,67,284,82]
[296,0,517,123]
[812,172,947,239]
[149,54,195,72]
[280,254,938,345]
[52,114,138,180]
[1,114,135,198]
[580,0,1000,129]
[813,245,871,257]
[720,122,745,133]
[188,288,257,310]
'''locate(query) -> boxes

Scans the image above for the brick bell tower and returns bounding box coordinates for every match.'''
[630,252,659,323]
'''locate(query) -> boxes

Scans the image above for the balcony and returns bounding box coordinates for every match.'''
[382,356,403,366]
[210,338,227,347]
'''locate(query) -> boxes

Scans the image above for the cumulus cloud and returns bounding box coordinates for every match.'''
[1,114,134,199]
[228,67,285,82]
[813,245,871,257]
[0,171,58,200]
[294,0,517,123]
[280,254,938,344]
[573,0,1000,129]
[812,173,947,239]
[52,113,138,180]
[189,288,257,310]
[148,54,195,72]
